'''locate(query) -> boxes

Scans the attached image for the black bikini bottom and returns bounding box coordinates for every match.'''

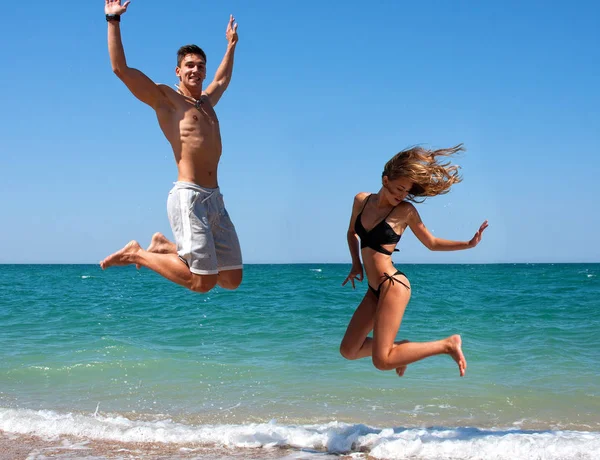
[368,270,410,299]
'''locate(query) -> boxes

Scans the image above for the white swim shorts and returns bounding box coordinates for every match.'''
[167,181,243,275]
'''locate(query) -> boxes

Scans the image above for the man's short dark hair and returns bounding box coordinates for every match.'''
[177,45,207,66]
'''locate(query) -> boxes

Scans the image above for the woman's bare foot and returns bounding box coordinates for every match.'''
[136,233,176,269]
[395,365,407,377]
[394,340,410,377]
[100,241,142,269]
[446,335,467,377]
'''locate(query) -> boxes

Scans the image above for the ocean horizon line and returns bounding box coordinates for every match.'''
[0,261,598,266]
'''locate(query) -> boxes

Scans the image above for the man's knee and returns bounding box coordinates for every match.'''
[218,270,243,290]
[189,274,218,293]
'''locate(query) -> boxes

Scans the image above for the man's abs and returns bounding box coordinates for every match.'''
[157,99,223,188]
[176,146,221,188]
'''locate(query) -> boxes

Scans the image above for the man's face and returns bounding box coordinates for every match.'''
[176,54,207,89]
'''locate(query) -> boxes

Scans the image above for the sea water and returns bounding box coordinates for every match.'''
[0,263,598,458]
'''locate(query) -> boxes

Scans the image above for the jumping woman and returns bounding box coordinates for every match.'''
[340,144,488,377]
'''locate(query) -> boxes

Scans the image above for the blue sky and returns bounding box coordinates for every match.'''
[1,0,598,264]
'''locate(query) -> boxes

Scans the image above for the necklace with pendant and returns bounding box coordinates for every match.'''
[175,86,216,124]
[175,85,203,110]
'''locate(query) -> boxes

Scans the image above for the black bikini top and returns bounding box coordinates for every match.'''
[354,194,401,256]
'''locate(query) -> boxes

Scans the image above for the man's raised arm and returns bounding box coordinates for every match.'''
[204,15,239,107]
[105,0,169,110]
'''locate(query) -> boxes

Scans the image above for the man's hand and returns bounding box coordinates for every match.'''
[226,15,239,45]
[105,0,131,15]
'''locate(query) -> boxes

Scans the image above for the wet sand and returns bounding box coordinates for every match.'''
[0,430,352,459]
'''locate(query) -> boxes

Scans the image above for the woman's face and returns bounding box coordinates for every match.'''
[383,176,414,205]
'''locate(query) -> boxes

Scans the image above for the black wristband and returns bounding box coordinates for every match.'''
[106,14,121,22]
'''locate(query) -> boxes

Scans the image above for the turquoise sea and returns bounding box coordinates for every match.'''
[0,263,599,459]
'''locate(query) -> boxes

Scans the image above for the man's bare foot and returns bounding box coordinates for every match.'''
[100,241,142,270]
[147,232,176,254]
[446,334,467,377]
[136,233,176,269]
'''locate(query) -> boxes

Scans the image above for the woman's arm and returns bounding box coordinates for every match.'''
[347,194,366,264]
[407,203,488,251]
[342,193,368,288]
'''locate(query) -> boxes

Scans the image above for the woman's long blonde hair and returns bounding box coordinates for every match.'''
[382,144,464,202]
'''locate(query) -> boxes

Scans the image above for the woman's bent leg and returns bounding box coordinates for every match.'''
[372,282,466,376]
[340,290,378,360]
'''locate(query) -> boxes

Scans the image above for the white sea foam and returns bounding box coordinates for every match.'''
[1,408,599,459]
[310,269,322,272]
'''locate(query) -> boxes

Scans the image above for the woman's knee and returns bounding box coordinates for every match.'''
[189,274,218,293]
[372,352,392,371]
[339,342,359,360]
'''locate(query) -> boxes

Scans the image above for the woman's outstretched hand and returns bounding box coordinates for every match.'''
[468,220,489,248]
[342,264,364,289]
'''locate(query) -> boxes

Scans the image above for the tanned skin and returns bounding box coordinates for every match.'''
[100,0,242,293]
